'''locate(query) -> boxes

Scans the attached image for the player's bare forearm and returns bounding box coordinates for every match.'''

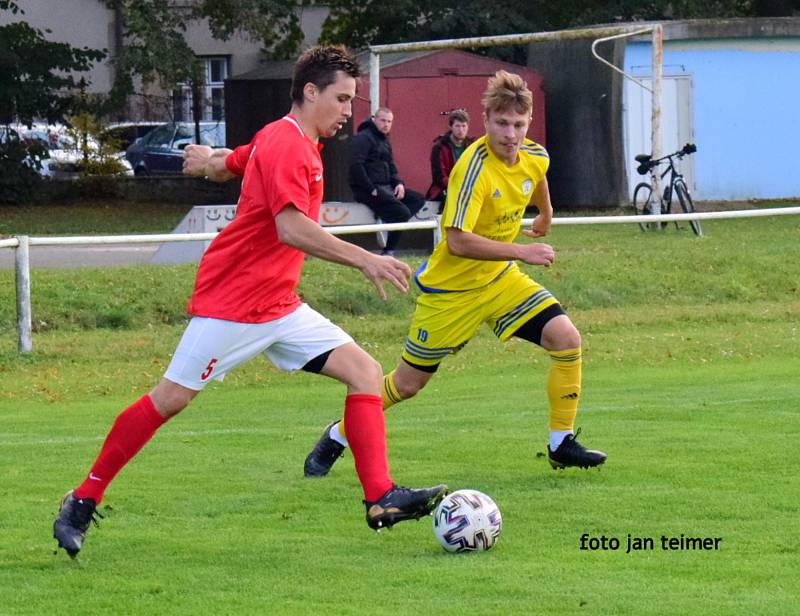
[447,227,554,267]
[276,207,369,266]
[182,145,236,182]
[275,207,411,298]
[205,149,236,182]
[531,176,553,217]
[447,228,522,261]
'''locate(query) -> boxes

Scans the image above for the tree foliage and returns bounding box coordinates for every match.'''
[0,10,105,125]
[319,0,799,53]
[103,0,305,113]
[193,0,305,59]
[1,1,107,201]
[100,0,202,113]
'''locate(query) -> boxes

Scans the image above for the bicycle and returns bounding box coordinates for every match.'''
[632,143,702,236]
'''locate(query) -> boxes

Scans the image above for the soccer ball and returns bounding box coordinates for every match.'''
[432,489,502,553]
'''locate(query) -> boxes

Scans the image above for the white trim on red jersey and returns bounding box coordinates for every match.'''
[282,115,305,137]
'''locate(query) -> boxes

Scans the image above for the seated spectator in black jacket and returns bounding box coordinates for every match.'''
[349,107,425,255]
[425,109,474,205]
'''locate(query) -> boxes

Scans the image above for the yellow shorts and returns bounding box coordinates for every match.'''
[402,264,560,369]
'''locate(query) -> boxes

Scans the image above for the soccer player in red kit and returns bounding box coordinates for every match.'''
[53,45,447,558]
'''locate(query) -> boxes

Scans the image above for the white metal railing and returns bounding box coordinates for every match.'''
[4,206,800,353]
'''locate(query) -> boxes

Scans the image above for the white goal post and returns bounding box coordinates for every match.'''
[367,24,665,212]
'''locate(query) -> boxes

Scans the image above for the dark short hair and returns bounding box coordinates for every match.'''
[290,45,361,105]
[448,109,470,126]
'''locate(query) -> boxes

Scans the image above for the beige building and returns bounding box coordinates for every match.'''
[0,0,326,121]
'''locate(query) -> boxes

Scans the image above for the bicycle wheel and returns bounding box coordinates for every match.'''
[674,180,702,236]
[632,182,654,232]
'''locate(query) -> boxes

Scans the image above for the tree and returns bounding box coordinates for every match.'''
[319,0,535,55]
[1,0,106,201]
[102,0,306,140]
[193,0,305,60]
[0,3,105,126]
[319,0,798,57]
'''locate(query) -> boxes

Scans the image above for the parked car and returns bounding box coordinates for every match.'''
[100,121,162,152]
[125,121,226,176]
[1,124,133,178]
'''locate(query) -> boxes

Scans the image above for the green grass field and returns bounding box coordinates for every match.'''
[1,216,799,615]
[0,200,190,237]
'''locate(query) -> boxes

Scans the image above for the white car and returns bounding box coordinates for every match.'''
[2,124,134,178]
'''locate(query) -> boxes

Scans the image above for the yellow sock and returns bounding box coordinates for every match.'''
[547,348,582,431]
[381,370,403,410]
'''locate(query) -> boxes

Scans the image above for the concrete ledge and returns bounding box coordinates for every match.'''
[319,200,439,226]
[152,200,441,264]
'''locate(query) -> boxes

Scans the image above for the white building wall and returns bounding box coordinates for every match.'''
[0,0,116,93]
[1,1,329,120]
[625,38,800,201]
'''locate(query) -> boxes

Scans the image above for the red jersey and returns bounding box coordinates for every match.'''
[187,115,324,322]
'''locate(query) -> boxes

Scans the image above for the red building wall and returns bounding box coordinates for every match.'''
[353,50,546,195]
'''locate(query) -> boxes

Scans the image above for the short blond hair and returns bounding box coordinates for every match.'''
[482,70,532,116]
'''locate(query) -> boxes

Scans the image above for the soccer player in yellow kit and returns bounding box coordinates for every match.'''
[305,70,606,476]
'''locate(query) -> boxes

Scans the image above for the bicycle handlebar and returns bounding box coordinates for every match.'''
[635,143,696,175]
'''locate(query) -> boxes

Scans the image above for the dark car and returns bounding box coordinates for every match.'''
[100,122,162,152]
[126,121,226,176]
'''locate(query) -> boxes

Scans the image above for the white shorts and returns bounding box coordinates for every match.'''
[164,303,353,391]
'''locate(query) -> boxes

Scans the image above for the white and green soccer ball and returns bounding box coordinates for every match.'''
[432,489,502,553]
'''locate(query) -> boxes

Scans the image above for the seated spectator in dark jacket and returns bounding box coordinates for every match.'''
[425,109,474,205]
[349,107,425,255]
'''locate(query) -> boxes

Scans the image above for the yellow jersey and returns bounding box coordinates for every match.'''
[416,136,550,292]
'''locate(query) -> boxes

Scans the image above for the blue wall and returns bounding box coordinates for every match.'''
[625,39,800,200]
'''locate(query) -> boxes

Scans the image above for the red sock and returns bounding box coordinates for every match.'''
[343,393,393,501]
[74,394,167,504]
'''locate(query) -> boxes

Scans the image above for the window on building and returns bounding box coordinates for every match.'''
[172,56,229,122]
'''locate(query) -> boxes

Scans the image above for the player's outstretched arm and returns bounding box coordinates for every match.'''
[447,227,554,267]
[182,144,236,182]
[275,206,411,300]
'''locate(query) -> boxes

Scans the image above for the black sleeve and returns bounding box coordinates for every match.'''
[387,141,402,187]
[430,141,443,188]
[348,132,375,194]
